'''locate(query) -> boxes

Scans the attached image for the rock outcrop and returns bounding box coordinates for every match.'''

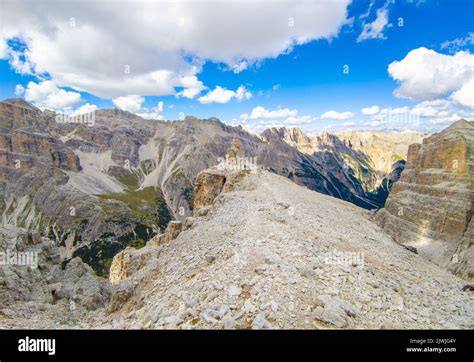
[0,224,110,310]
[376,120,473,279]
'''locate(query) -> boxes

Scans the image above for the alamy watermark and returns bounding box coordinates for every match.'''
[378,108,421,125]
[324,249,365,268]
[55,110,96,127]
[0,249,39,269]
[216,155,258,172]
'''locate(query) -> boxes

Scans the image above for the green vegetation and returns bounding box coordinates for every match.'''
[171,167,184,178]
[114,168,140,189]
[182,184,195,211]
[128,238,146,249]
[98,186,169,228]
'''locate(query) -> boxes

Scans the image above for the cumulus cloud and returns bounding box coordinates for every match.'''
[238,106,316,130]
[235,86,253,101]
[451,79,474,108]
[321,110,354,120]
[112,95,165,119]
[388,47,474,103]
[361,105,380,115]
[412,99,452,117]
[0,0,351,99]
[175,75,206,99]
[112,95,144,113]
[24,80,81,110]
[72,103,98,116]
[241,106,298,121]
[198,85,252,104]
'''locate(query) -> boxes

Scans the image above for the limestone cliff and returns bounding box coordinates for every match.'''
[376,120,473,279]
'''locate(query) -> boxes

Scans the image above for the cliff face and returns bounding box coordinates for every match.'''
[0,99,81,183]
[376,120,473,279]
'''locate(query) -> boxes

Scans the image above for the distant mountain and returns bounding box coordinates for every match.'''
[334,130,427,174]
[376,119,473,279]
[0,98,424,274]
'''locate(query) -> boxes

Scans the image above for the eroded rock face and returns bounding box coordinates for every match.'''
[0,100,81,183]
[193,171,227,211]
[376,120,473,279]
[0,224,110,310]
[109,250,131,285]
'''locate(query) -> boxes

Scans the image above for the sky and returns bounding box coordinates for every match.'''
[0,0,473,133]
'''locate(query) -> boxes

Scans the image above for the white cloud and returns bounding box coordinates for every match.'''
[198,85,251,104]
[72,103,98,116]
[388,47,474,101]
[440,32,474,54]
[359,1,376,20]
[137,101,165,120]
[175,75,206,99]
[235,86,253,101]
[112,95,144,113]
[113,95,165,119]
[239,106,315,129]
[0,37,8,58]
[451,79,474,108]
[361,105,380,115]
[232,61,249,73]
[198,86,238,104]
[357,7,389,42]
[0,0,351,99]
[14,84,25,96]
[243,106,298,120]
[321,110,354,120]
[24,80,81,110]
[285,115,316,124]
[412,99,452,117]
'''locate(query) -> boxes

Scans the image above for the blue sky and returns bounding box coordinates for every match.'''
[0,0,473,133]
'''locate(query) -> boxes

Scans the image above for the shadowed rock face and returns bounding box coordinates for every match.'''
[376,120,473,279]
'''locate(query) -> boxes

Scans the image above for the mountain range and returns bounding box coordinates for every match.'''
[0,98,423,275]
[0,99,472,329]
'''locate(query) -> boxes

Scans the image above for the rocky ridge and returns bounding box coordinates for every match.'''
[97,163,473,329]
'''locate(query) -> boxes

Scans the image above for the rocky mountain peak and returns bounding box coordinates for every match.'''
[1,98,41,113]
